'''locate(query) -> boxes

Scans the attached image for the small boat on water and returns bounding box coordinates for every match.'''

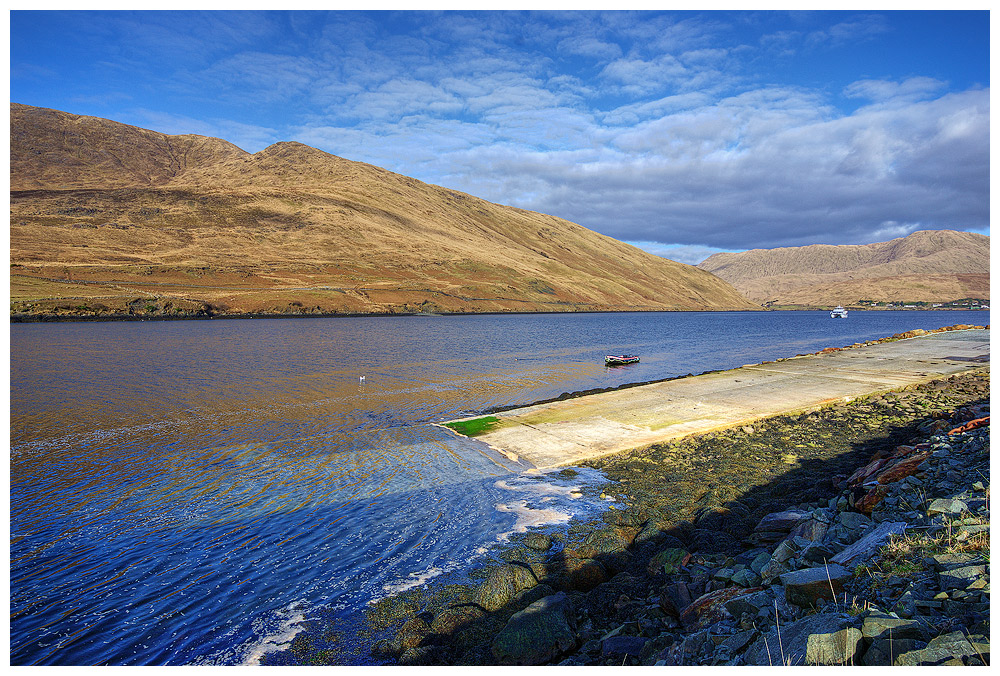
[605,354,640,366]
[830,305,848,318]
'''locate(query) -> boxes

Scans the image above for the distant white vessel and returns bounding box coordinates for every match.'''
[830,305,848,318]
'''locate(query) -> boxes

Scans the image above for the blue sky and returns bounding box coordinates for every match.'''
[10,9,991,263]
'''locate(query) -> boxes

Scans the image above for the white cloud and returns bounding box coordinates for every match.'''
[557,35,622,61]
[598,54,688,95]
[130,109,278,152]
[867,221,922,243]
[627,242,733,265]
[434,86,989,250]
[186,52,321,104]
[806,14,890,49]
[843,77,948,105]
[350,78,465,120]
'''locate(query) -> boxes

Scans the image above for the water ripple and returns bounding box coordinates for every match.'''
[10,310,987,664]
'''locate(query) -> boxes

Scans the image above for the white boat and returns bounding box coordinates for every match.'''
[605,354,640,366]
[830,306,848,318]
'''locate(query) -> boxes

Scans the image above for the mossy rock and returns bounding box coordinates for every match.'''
[558,557,608,592]
[522,532,553,551]
[431,605,486,636]
[574,527,631,559]
[475,563,539,611]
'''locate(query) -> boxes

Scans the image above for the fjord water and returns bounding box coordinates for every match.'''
[9,310,987,665]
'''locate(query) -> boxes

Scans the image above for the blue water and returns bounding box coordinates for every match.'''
[9,310,988,664]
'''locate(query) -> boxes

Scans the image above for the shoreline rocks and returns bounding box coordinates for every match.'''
[265,368,989,667]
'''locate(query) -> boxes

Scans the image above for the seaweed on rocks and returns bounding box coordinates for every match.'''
[263,369,989,666]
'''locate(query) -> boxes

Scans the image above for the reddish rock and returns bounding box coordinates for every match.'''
[847,458,888,487]
[853,485,890,515]
[948,416,989,435]
[679,587,761,630]
[875,451,931,485]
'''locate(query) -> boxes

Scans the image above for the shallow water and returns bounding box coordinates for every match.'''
[9,310,987,664]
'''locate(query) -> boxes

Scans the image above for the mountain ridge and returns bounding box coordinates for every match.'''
[698,230,989,307]
[10,103,758,318]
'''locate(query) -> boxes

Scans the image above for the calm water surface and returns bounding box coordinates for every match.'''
[9,310,988,665]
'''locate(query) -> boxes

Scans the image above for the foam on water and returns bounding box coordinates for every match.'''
[236,603,308,666]
[378,564,454,598]
[488,467,608,544]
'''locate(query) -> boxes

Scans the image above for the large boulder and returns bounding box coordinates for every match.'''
[860,613,930,643]
[476,563,539,611]
[780,564,852,608]
[894,631,985,666]
[743,613,856,666]
[522,532,553,551]
[575,527,632,558]
[805,627,864,665]
[431,605,486,636]
[754,509,810,533]
[491,592,577,665]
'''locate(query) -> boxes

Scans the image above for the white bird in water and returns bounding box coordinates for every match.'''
[360,375,366,382]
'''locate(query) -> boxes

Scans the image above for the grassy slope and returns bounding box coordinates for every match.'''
[697,230,989,307]
[10,104,758,317]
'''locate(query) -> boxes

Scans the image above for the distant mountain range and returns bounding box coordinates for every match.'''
[10,103,758,318]
[698,230,989,308]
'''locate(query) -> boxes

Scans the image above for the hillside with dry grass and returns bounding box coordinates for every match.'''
[698,230,989,308]
[10,103,758,319]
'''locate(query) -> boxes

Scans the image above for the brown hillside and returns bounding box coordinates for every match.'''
[10,103,757,318]
[11,103,247,189]
[698,230,989,307]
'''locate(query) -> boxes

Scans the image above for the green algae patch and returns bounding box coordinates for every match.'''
[444,415,504,437]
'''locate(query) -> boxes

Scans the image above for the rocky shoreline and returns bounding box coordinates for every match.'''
[264,357,989,666]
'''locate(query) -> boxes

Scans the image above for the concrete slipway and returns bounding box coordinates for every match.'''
[447,329,989,469]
